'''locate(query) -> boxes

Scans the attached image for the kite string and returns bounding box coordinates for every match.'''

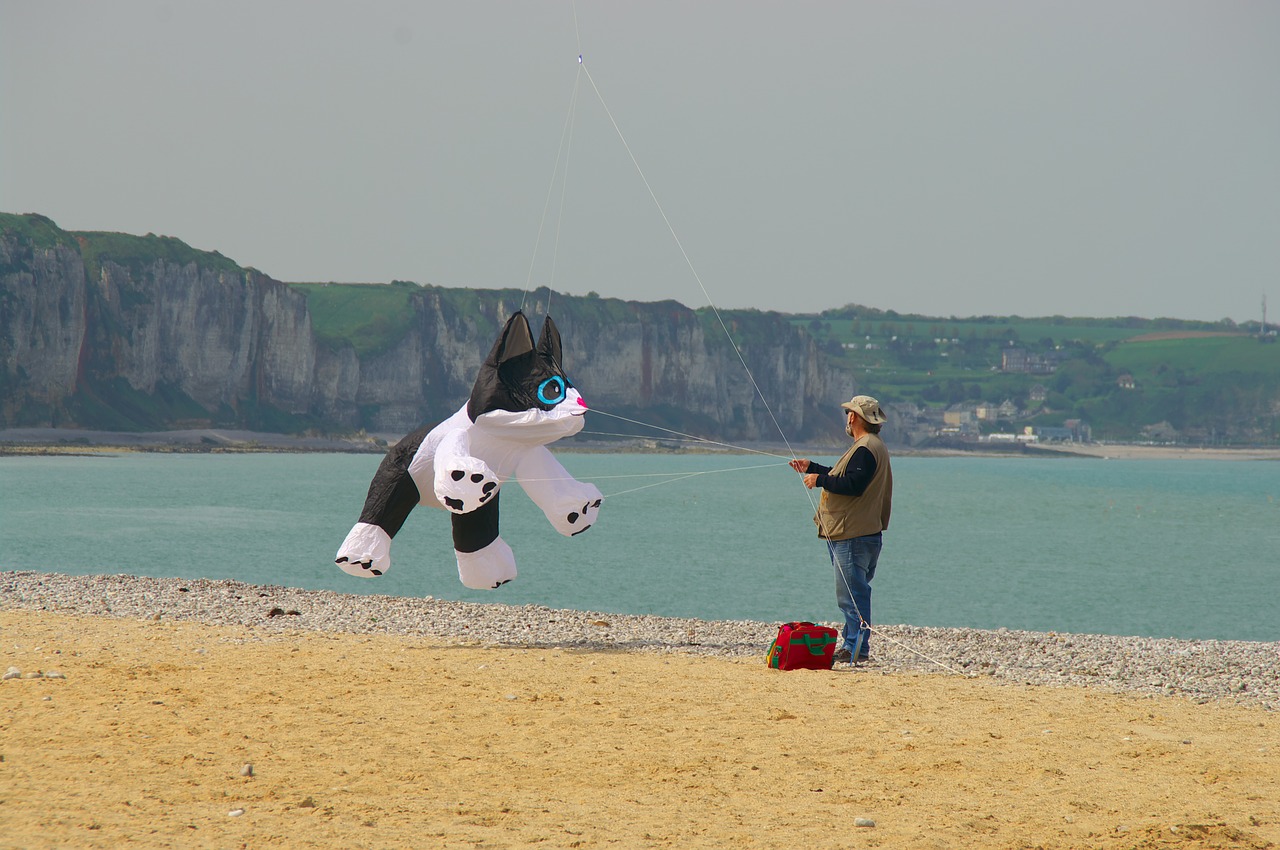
[584,408,792,459]
[581,58,952,675]
[575,58,880,634]
[577,62,805,471]
[599,471,710,499]
[518,461,785,499]
[576,57,877,646]
[520,461,784,483]
[522,60,583,314]
[580,428,793,457]
[568,41,958,675]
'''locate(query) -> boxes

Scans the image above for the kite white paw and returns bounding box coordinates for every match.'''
[435,456,500,514]
[557,494,602,537]
[566,496,601,536]
[456,538,517,590]
[335,522,392,578]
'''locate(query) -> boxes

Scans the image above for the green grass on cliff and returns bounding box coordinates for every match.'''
[0,213,79,250]
[1,213,246,279]
[289,281,420,356]
[74,230,244,280]
[288,282,686,357]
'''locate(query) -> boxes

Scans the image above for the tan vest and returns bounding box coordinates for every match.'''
[813,433,893,540]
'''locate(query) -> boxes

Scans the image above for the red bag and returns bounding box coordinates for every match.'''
[766,622,838,670]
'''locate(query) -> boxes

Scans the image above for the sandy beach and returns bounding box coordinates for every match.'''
[3,575,1278,850]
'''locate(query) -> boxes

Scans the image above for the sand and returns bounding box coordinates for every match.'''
[2,609,1277,850]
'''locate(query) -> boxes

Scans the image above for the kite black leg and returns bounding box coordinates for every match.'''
[358,425,431,536]
[335,424,430,578]
[451,495,516,589]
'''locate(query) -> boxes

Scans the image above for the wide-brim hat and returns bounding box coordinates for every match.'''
[840,395,887,425]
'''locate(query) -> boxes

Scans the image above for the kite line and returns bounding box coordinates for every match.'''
[515,21,963,676]
[519,51,805,466]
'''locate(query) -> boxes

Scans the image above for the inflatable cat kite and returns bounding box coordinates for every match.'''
[335,311,602,589]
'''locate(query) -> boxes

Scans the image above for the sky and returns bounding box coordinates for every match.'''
[2,1,1277,322]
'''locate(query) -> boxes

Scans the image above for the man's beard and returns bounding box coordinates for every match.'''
[846,422,856,437]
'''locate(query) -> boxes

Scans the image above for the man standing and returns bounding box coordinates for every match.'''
[789,395,893,664]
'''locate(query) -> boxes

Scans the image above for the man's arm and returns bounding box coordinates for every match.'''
[815,447,878,496]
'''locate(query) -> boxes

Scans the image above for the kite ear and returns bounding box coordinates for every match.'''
[537,316,564,367]
[468,311,537,420]
[492,311,535,367]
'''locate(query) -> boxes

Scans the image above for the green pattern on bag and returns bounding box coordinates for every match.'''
[789,632,836,656]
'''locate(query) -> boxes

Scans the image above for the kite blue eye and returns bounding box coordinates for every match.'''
[537,376,567,406]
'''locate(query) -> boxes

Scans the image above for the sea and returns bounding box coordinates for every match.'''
[2,451,1278,643]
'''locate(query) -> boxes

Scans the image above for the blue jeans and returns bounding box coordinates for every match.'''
[826,534,882,658]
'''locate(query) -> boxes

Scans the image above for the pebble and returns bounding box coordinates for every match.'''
[228,808,245,817]
[2,667,19,680]
[240,763,254,777]
[3,570,1279,710]
[855,818,876,828]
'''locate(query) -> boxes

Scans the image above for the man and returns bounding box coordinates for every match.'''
[789,395,893,664]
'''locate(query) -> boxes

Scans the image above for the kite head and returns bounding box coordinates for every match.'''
[467,311,587,444]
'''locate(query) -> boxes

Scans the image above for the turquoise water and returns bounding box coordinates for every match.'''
[2,452,1278,642]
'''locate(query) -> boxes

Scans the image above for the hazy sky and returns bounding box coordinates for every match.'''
[3,2,1277,321]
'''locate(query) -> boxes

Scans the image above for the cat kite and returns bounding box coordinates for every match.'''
[335,311,603,589]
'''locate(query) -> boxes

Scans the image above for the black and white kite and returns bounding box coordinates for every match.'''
[335,311,602,589]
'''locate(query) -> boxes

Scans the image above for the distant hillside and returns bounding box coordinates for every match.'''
[797,305,1279,443]
[3,212,1277,446]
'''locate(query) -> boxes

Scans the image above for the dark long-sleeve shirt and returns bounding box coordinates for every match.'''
[809,447,878,497]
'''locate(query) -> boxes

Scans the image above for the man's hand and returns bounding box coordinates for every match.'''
[802,473,819,489]
[789,458,810,474]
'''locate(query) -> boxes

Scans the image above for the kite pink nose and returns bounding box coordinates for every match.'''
[577,397,588,410]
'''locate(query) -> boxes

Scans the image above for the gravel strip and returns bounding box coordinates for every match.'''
[3,570,1277,710]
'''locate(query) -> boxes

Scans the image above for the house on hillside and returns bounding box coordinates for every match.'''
[943,404,974,427]
[974,401,1001,421]
[1001,348,1058,374]
[1117,373,1136,390]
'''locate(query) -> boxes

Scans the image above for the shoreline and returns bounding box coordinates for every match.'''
[0,427,389,455]
[1023,441,1280,461]
[4,570,1277,711]
[4,427,1280,460]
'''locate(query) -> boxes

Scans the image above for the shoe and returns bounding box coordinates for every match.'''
[832,647,852,664]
